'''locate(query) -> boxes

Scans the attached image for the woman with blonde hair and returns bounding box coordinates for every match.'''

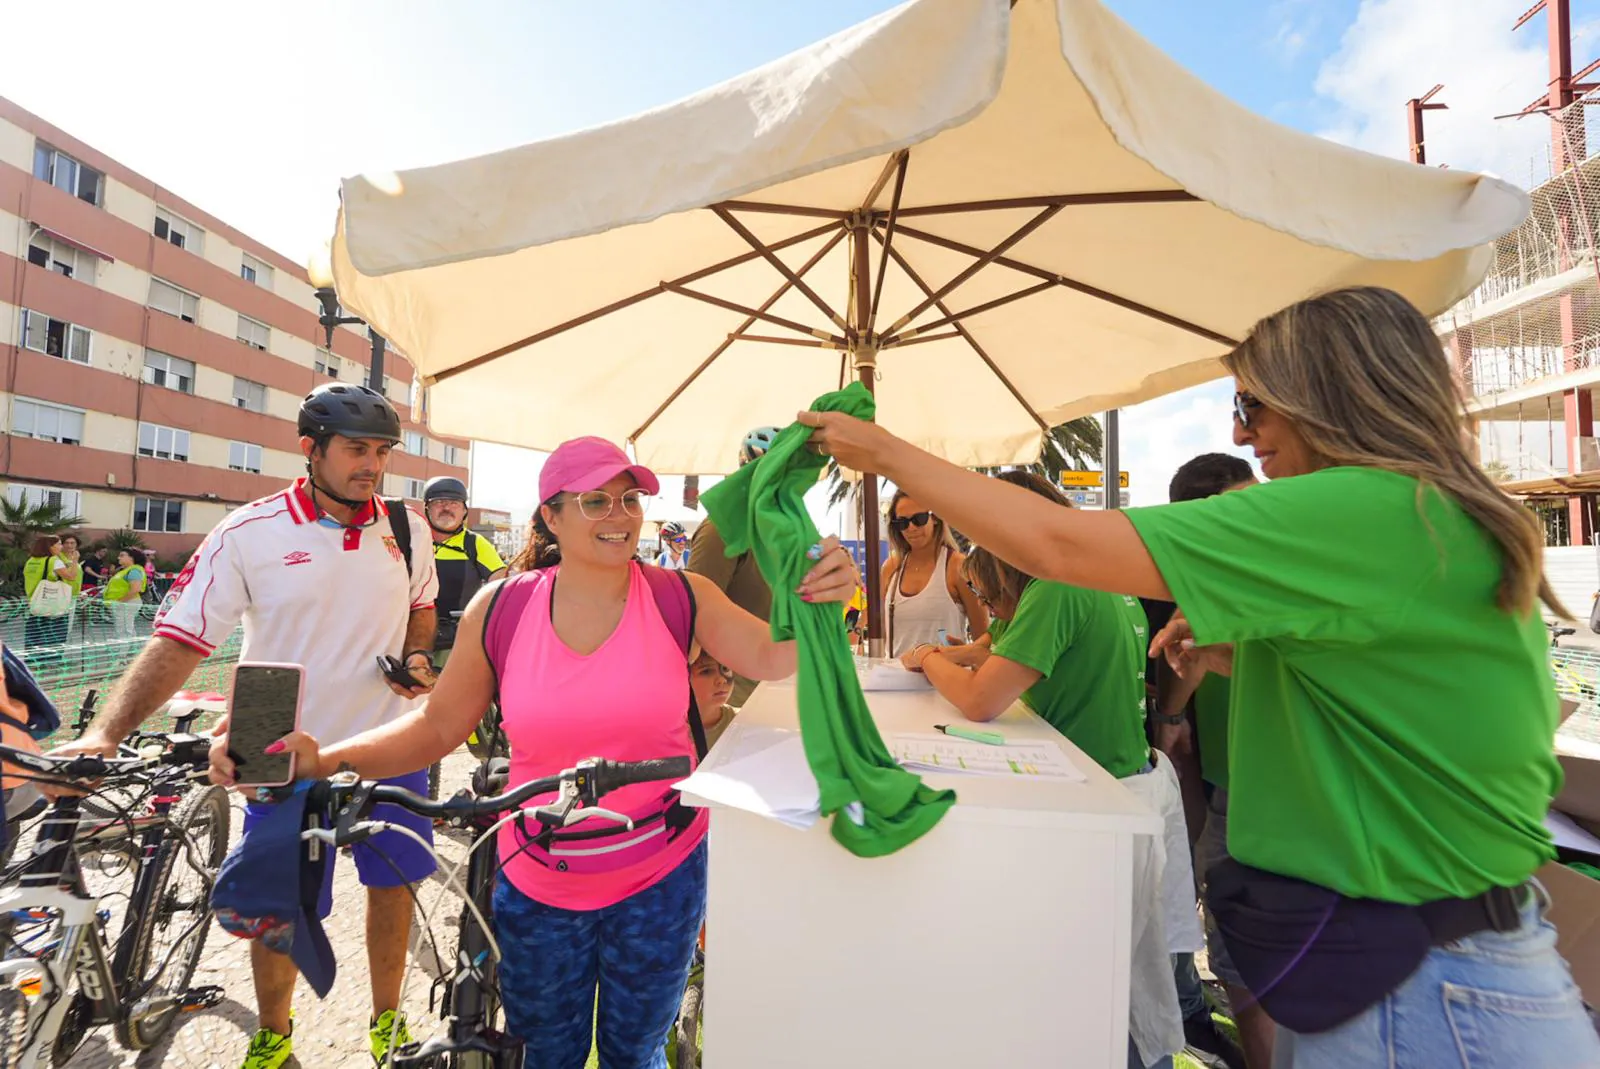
[801,287,1599,1068]
[880,489,987,656]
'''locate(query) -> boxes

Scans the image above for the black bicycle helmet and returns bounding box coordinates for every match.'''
[297,383,402,443]
[423,476,469,504]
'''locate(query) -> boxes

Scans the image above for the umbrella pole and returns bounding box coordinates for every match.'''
[851,214,887,659]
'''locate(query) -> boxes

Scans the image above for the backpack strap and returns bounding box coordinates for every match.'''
[639,564,707,760]
[483,572,543,676]
[462,530,492,581]
[384,499,413,578]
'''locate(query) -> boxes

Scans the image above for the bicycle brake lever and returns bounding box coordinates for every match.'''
[561,806,633,831]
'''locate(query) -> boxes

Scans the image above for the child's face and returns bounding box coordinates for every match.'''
[690,655,733,711]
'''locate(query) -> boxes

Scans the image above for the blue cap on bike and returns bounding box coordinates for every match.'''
[210,784,337,997]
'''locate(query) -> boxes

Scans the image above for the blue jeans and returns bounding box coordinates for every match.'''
[493,842,707,1069]
[1271,882,1600,1068]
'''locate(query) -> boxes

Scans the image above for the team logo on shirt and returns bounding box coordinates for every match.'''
[381,536,404,564]
[283,551,313,567]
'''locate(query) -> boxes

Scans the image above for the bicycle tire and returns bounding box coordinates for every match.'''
[675,982,702,1069]
[465,706,505,763]
[0,982,26,1069]
[114,784,229,1050]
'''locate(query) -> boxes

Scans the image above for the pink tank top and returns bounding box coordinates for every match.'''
[495,563,708,910]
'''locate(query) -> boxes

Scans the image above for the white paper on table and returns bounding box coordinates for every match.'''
[1548,808,1600,854]
[675,727,820,829]
[889,731,1085,781]
[857,660,932,691]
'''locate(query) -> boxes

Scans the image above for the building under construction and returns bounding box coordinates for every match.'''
[1435,1,1600,550]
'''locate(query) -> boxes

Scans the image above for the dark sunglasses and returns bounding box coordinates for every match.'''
[670,536,687,545]
[889,511,932,532]
[1233,391,1264,428]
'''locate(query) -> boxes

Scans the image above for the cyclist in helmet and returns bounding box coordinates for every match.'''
[687,426,781,705]
[423,476,507,665]
[50,381,441,1068]
[654,520,690,571]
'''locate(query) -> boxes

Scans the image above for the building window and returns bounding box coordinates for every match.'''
[228,441,263,474]
[32,143,102,206]
[233,377,267,413]
[6,483,82,516]
[20,310,91,364]
[11,398,85,445]
[241,253,273,289]
[26,234,95,283]
[148,279,199,323]
[404,478,425,499]
[153,209,204,254]
[443,444,461,466]
[403,430,425,454]
[137,422,190,462]
[236,315,270,351]
[133,496,184,534]
[313,350,341,377]
[142,351,195,394]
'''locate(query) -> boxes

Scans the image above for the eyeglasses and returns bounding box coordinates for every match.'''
[1233,392,1264,428]
[671,536,688,545]
[889,511,932,532]
[965,579,995,608]
[560,488,650,520]
[693,662,734,681]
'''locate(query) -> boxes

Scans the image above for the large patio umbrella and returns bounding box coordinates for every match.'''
[326,0,1528,649]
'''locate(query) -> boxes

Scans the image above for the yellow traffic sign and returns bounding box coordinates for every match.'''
[1059,470,1129,488]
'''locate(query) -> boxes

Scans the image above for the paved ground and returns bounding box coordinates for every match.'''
[60,748,481,1069]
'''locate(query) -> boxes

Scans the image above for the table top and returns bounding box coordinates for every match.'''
[684,676,1161,835]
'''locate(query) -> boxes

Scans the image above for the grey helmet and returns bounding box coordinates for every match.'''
[423,476,469,504]
[739,426,781,467]
[297,383,401,443]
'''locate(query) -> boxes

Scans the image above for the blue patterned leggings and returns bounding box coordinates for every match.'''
[492,842,707,1069]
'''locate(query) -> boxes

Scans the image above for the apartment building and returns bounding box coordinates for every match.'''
[0,96,473,559]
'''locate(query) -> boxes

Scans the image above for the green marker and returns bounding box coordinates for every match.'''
[935,724,1005,745]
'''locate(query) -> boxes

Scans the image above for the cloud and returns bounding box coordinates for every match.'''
[1267,0,1320,63]
[1121,382,1257,507]
[1310,0,1590,180]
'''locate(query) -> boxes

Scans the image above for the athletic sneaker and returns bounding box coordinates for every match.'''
[239,1023,292,1069]
[370,1009,413,1066]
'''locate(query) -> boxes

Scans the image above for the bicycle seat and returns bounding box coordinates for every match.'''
[1553,626,1577,639]
[472,758,511,798]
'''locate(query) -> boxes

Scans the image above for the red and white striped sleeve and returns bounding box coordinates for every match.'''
[152,516,252,656]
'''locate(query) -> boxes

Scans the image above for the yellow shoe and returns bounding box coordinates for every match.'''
[239,1021,292,1069]
[369,1009,413,1066]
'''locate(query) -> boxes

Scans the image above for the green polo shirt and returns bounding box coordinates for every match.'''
[1125,467,1560,904]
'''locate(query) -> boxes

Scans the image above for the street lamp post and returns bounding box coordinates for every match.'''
[307,250,386,393]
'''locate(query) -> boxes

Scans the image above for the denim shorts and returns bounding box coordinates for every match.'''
[1269,881,1600,1069]
[242,768,436,916]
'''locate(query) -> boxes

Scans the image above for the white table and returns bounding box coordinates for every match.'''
[679,680,1161,1069]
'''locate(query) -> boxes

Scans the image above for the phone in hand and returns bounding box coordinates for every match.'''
[377,655,435,691]
[225,662,305,790]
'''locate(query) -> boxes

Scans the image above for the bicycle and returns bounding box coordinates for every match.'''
[0,731,228,1067]
[300,752,691,1068]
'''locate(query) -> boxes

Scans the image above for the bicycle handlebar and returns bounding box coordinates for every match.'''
[303,755,692,848]
[0,732,212,785]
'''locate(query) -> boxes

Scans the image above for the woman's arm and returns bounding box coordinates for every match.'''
[911,646,1041,723]
[799,413,1170,600]
[947,551,989,639]
[687,536,861,681]
[212,583,501,785]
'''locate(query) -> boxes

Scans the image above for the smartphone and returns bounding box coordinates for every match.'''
[225,662,305,789]
[377,655,435,690]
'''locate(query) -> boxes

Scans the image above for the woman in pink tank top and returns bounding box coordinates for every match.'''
[262,436,860,1069]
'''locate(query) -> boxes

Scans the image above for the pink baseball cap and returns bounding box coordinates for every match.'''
[539,437,660,503]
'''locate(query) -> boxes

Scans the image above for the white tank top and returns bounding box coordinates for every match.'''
[887,546,969,657]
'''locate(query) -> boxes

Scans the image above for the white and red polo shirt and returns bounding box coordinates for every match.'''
[154,479,439,746]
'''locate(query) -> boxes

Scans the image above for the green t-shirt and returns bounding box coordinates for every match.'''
[1194,675,1230,791]
[989,580,1150,779]
[1125,467,1561,904]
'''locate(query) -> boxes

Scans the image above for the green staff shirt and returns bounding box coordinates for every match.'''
[989,582,1150,779]
[1125,467,1561,904]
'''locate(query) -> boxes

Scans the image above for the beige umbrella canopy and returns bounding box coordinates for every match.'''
[330,0,1525,475]
[328,0,1526,645]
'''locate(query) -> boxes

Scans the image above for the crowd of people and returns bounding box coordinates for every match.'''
[17,284,1599,1069]
[18,536,158,650]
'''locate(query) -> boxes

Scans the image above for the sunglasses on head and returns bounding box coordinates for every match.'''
[1233,391,1264,428]
[889,511,932,532]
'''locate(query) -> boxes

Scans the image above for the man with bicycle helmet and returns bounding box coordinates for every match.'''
[654,520,690,570]
[423,476,506,665]
[687,427,779,706]
[53,382,440,1069]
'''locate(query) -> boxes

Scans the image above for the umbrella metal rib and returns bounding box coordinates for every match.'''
[712,204,849,331]
[867,151,910,338]
[660,282,847,345]
[885,203,1065,334]
[890,279,1058,341]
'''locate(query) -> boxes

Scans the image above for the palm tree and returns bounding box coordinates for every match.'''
[0,497,86,595]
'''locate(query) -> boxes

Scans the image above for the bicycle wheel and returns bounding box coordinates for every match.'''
[0,981,27,1069]
[114,784,229,1050]
[674,981,702,1069]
